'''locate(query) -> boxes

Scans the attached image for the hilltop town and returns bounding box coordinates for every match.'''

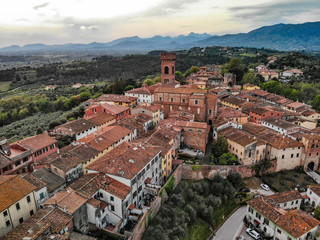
[1,52,320,240]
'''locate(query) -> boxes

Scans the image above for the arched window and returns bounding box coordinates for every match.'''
[164,66,169,74]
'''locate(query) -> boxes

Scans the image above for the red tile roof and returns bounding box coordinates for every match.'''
[3,206,73,239]
[16,134,57,152]
[86,112,116,126]
[0,175,37,212]
[86,142,161,179]
[44,187,87,214]
[69,173,131,200]
[54,119,97,135]
[97,94,137,103]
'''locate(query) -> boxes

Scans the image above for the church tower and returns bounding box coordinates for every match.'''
[161,53,176,86]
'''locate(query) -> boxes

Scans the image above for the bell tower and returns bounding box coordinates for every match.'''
[161,53,176,86]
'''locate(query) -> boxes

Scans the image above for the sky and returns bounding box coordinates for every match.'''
[0,0,319,48]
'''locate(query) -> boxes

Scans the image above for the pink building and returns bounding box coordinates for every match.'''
[85,103,130,120]
[16,134,58,163]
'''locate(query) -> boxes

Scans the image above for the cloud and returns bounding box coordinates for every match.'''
[228,0,320,24]
[32,2,50,11]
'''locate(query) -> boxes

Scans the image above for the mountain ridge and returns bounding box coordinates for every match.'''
[1,21,319,55]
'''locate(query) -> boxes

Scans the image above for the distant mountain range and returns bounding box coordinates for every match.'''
[1,21,320,55]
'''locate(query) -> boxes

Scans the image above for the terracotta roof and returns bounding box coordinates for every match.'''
[125,84,160,95]
[276,209,320,238]
[301,110,319,116]
[22,173,47,191]
[262,117,298,130]
[66,144,100,163]
[44,187,87,214]
[221,96,247,106]
[86,142,161,179]
[0,175,37,212]
[133,105,160,113]
[165,120,208,129]
[247,196,283,223]
[242,122,268,135]
[31,168,66,193]
[16,134,57,152]
[86,112,116,126]
[211,118,229,128]
[50,154,83,172]
[3,206,73,240]
[285,102,305,109]
[308,185,320,196]
[258,131,303,149]
[69,173,131,200]
[54,119,97,135]
[265,190,302,205]
[217,108,247,118]
[219,127,257,147]
[155,86,207,94]
[99,103,130,114]
[96,94,137,103]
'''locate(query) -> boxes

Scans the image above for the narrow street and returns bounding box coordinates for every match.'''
[212,206,247,240]
[204,129,213,164]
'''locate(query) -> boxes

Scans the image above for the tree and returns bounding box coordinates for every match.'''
[314,205,320,220]
[190,66,200,74]
[243,71,255,84]
[218,152,237,165]
[124,85,134,91]
[36,127,43,135]
[175,71,183,82]
[313,94,320,111]
[144,78,155,86]
[79,92,92,102]
[211,136,228,160]
[18,108,29,119]
[252,159,272,176]
[226,58,247,82]
[227,172,243,189]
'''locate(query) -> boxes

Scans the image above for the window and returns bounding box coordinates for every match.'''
[291,154,293,158]
[282,155,284,159]
[297,153,299,157]
[248,207,253,214]
[138,186,142,193]
[195,100,198,105]
[159,97,162,101]
[256,212,261,219]
[111,205,115,211]
[6,220,10,227]
[27,196,31,203]
[164,66,169,74]
[16,203,20,210]
[171,98,173,102]
[19,217,23,224]
[182,99,186,103]
[30,210,34,216]
[284,203,287,207]
[263,218,269,226]
[110,196,114,201]
[209,109,212,114]
[277,229,282,234]
[3,210,8,217]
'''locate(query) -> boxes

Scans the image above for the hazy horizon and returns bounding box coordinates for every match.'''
[1,0,320,48]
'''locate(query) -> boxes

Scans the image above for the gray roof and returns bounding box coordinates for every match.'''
[31,167,66,193]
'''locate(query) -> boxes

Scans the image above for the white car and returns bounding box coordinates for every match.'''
[246,228,260,239]
[260,184,270,191]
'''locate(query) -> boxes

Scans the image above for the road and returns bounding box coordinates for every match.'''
[212,206,246,240]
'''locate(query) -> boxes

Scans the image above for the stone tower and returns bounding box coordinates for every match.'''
[161,53,176,86]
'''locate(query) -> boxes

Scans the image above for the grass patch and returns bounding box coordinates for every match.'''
[0,81,11,91]
[240,53,256,57]
[213,201,238,229]
[261,168,315,192]
[191,165,202,171]
[185,221,212,240]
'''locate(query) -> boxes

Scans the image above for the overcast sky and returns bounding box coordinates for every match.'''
[0,0,319,47]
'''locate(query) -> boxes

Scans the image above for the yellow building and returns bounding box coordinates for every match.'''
[243,83,260,90]
[193,81,207,89]
[96,94,138,109]
[221,96,247,111]
[0,175,38,237]
[131,105,162,126]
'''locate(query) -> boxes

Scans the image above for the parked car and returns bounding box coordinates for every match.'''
[260,184,270,191]
[246,228,260,239]
[239,187,250,193]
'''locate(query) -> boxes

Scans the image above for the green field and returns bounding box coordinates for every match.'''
[0,81,11,91]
